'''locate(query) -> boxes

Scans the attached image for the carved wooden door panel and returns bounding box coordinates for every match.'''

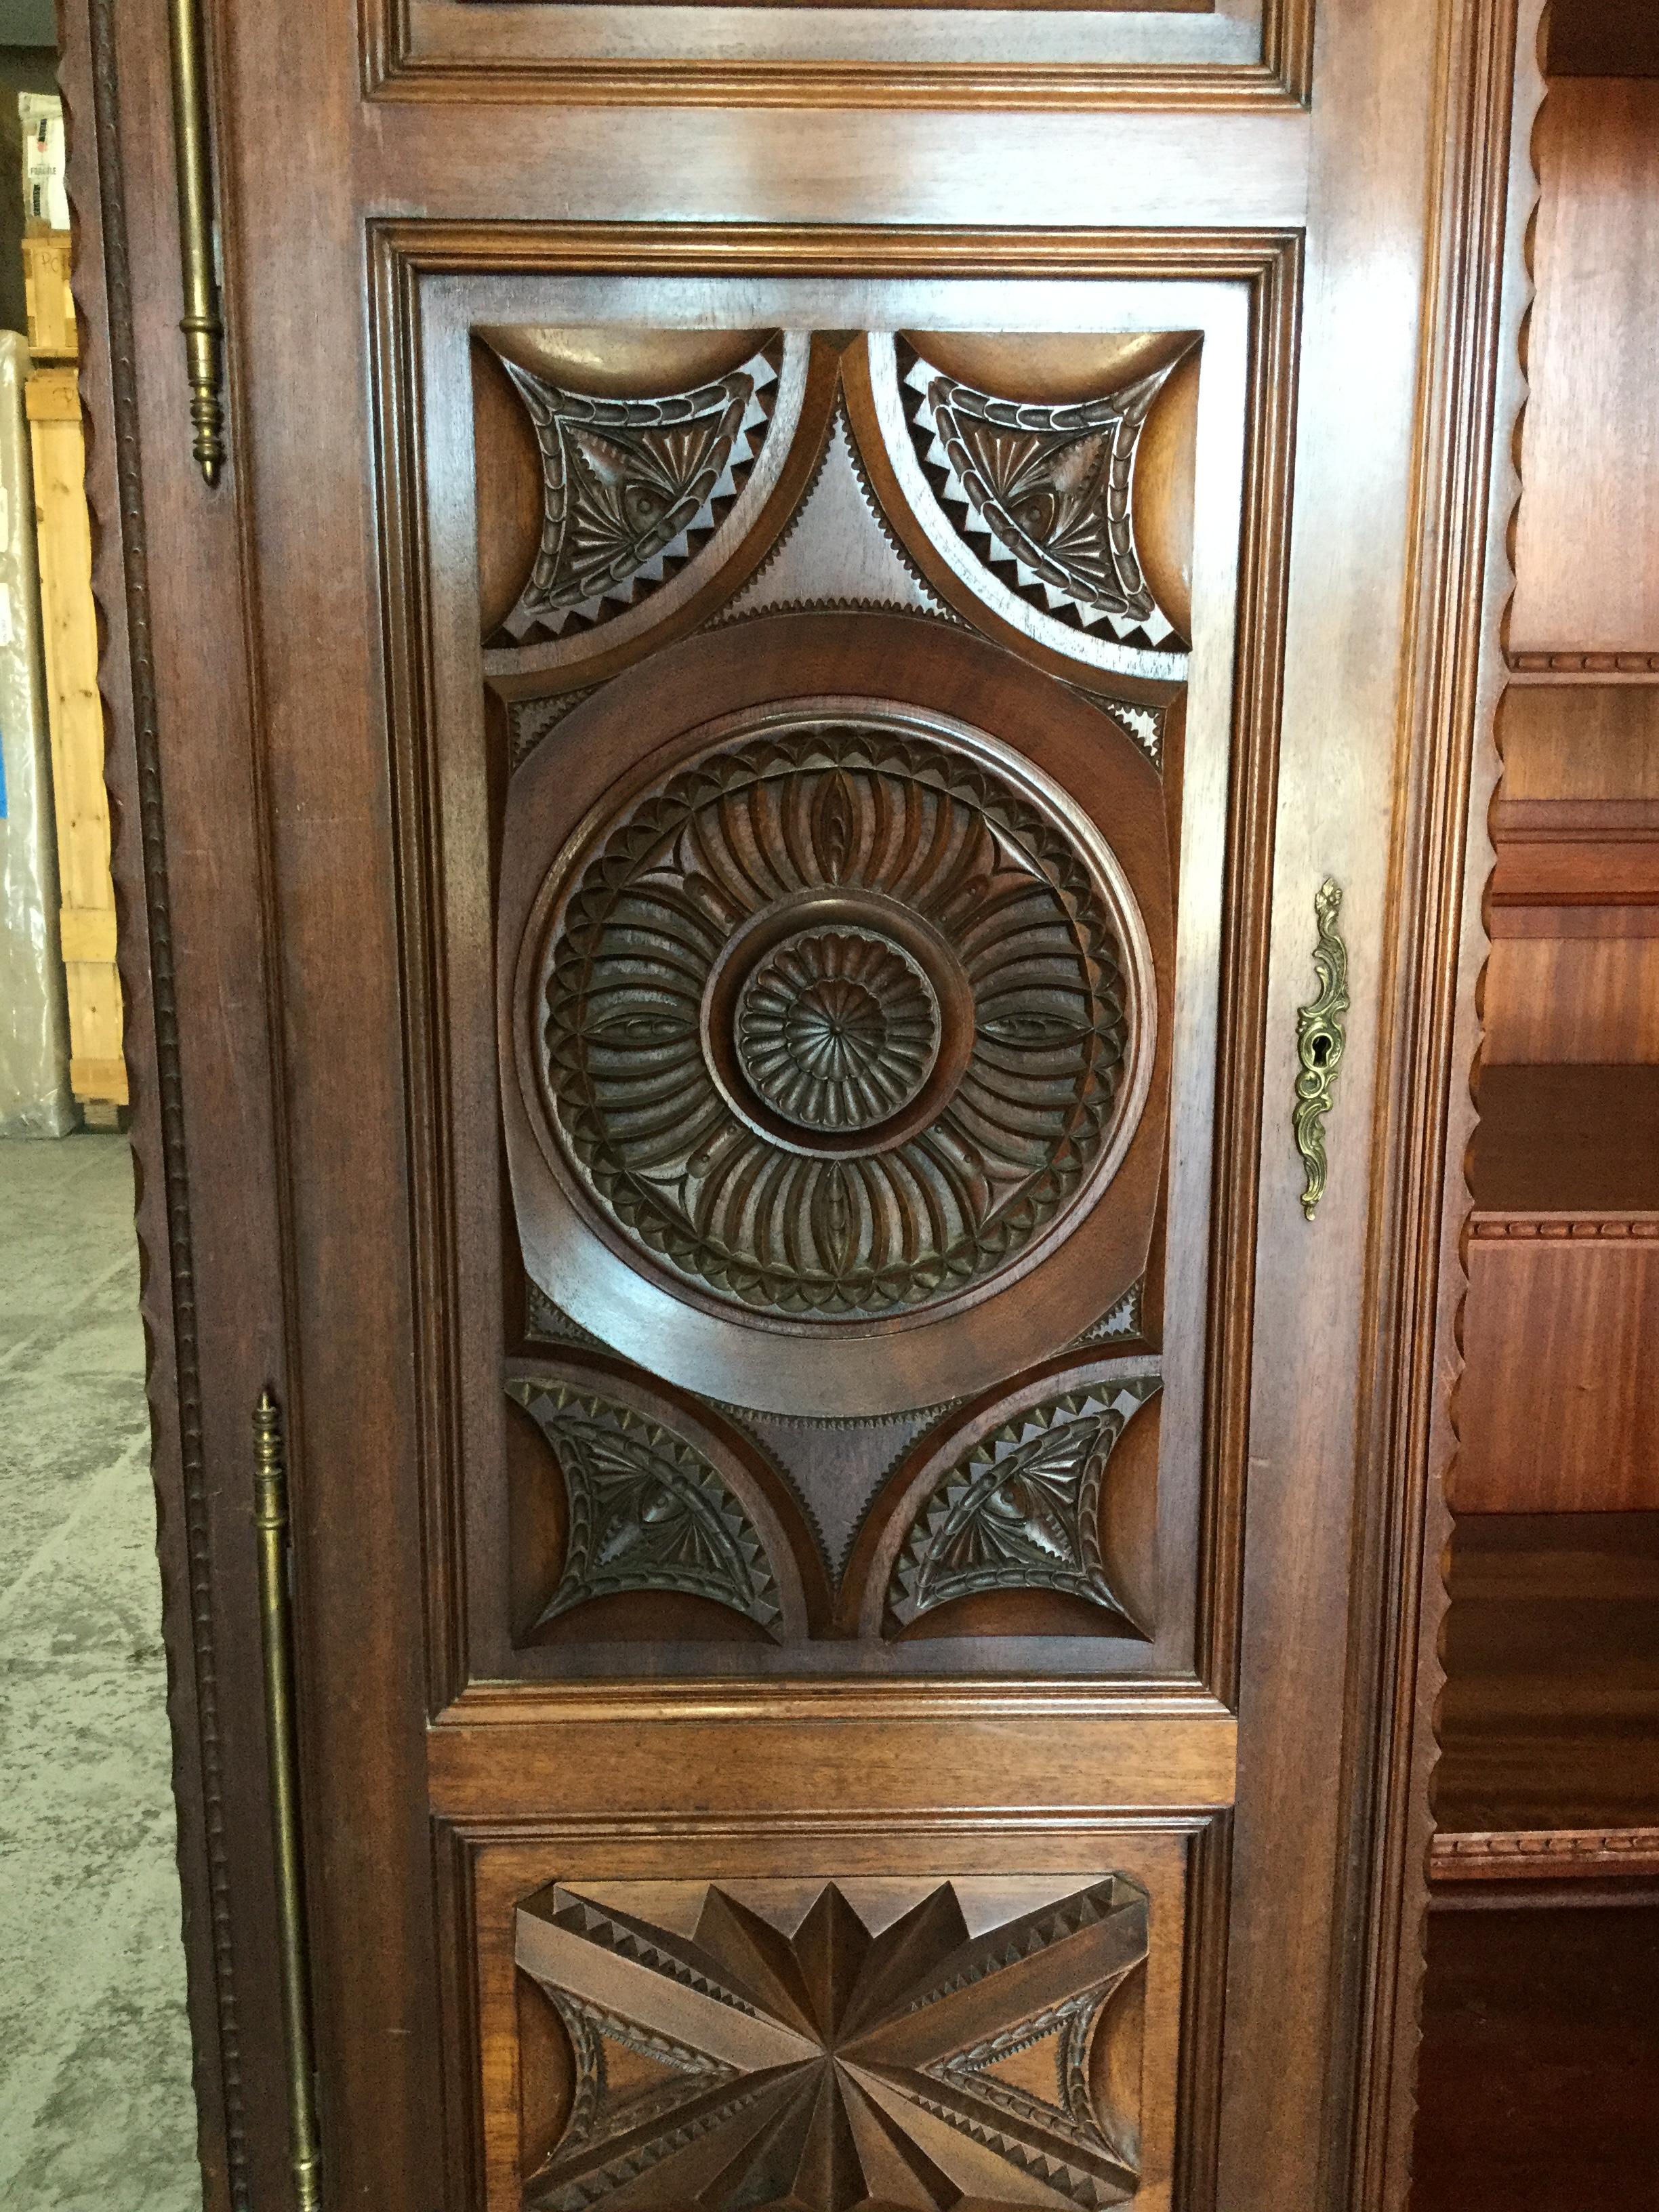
[444,275,1257,2212]
[70,0,1530,2207]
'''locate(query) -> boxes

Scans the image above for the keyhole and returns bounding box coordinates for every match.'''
[1310,1036,1332,1067]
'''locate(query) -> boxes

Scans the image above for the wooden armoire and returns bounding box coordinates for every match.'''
[63,0,1567,2205]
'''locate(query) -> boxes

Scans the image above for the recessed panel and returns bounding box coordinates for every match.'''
[455,1831,1202,2212]
[376,0,1292,106]
[479,316,1199,1677]
[411,276,1254,1683]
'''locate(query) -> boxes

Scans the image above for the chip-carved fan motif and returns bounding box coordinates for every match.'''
[498,340,783,643]
[516,1875,1147,2211]
[533,711,1140,1322]
[897,341,1179,651]
[889,1377,1161,1629]
[506,1376,785,1635]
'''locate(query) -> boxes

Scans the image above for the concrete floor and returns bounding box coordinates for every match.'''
[0,1133,199,2211]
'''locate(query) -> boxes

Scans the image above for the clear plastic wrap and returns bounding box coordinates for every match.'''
[0,329,73,1137]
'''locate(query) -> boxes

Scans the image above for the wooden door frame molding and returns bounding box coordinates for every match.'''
[361,0,1317,111]
[1340,1,1545,2204]
[62,0,1542,2207]
[66,0,300,2206]
[369,219,1302,1734]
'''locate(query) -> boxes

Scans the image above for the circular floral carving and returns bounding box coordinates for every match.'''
[736,928,939,1135]
[533,710,1145,1322]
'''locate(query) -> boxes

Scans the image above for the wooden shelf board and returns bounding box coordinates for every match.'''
[1435,1514,1659,1834]
[1431,1826,1659,1884]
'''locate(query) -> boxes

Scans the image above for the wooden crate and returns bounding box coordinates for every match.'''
[22,231,76,362]
[26,362,125,1112]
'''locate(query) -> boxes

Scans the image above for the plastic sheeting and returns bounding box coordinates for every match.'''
[0,329,73,1137]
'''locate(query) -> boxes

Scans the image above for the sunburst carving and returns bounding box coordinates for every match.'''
[497,340,783,644]
[737,927,941,1135]
[1071,1279,1144,1349]
[516,1875,1147,2211]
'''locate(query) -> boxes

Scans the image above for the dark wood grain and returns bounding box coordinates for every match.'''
[1471,1063,1659,1210]
[1549,0,1659,76]
[1412,1902,1659,2211]
[1509,77,1659,656]
[1484,683,1659,1059]
[1483,935,1659,1059]
[1497,680,1659,806]
[1456,1218,1659,1512]
[64,1,310,2204]
[1435,1515,1659,1831]
[367,0,1316,110]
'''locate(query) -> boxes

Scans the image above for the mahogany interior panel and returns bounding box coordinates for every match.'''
[1509,79,1659,660]
[1490,690,1659,917]
[1412,1901,1659,2212]
[1481,937,1659,1063]
[1459,1233,1659,1524]
[1434,1515,1659,1832]
[1483,687,1659,1063]
[1471,1063,1659,1211]
[1498,682,1659,805]
[1548,0,1659,77]
[1456,1232,1659,1511]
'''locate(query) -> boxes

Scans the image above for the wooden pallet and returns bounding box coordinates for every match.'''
[26,360,125,1113]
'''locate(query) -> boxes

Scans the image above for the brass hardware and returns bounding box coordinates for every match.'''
[166,0,224,483]
[1293,878,1349,1221]
[253,1391,322,2211]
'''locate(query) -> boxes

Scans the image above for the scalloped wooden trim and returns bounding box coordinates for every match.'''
[74,2,250,2203]
[1345,3,1547,2206]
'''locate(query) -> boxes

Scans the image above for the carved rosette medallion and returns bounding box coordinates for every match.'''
[531,706,1151,1326]
[516,1875,1147,2211]
[735,926,941,1134]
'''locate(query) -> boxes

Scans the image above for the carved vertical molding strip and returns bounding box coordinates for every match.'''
[81,1,250,2203]
[1342,2,1547,2207]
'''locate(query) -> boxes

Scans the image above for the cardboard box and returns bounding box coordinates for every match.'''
[20,92,67,232]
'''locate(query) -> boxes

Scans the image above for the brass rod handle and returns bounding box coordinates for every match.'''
[166,0,225,484]
[1293,878,1349,1221]
[253,1392,323,2211]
